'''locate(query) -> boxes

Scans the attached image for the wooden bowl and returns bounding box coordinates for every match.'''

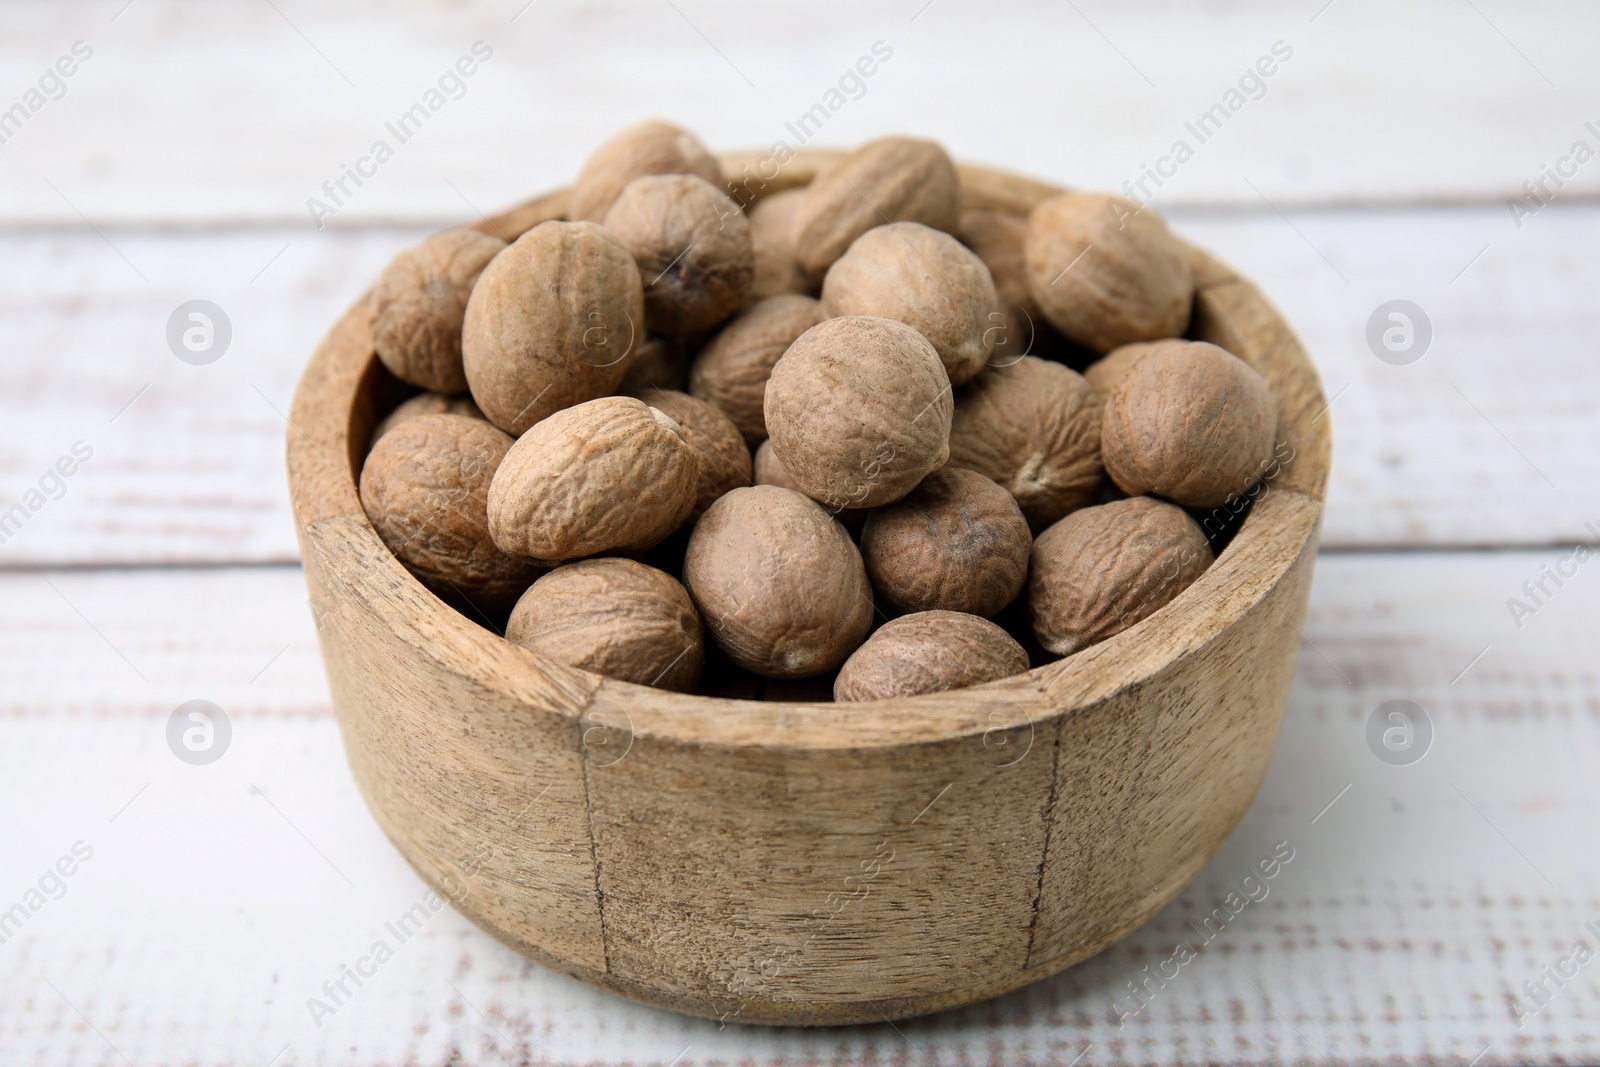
[287,151,1330,1027]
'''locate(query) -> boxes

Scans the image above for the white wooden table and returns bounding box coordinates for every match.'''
[2,3,1597,1064]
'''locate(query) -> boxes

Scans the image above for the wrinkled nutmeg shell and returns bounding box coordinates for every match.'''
[834,610,1029,701]
[1084,340,1165,399]
[683,485,874,679]
[861,467,1031,618]
[370,228,506,394]
[764,315,952,510]
[822,222,997,386]
[792,136,962,284]
[604,174,754,337]
[746,188,811,301]
[359,413,543,613]
[1024,193,1194,354]
[1100,340,1278,509]
[462,220,643,436]
[506,558,703,693]
[688,294,825,445]
[947,356,1103,532]
[371,392,485,448]
[568,119,725,224]
[1028,496,1213,655]
[487,396,699,562]
[634,388,753,519]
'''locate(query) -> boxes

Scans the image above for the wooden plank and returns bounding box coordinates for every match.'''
[3,1,1598,222]
[0,551,1595,1064]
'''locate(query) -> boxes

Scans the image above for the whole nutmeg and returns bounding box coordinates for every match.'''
[359,414,542,613]
[753,438,801,492]
[764,315,952,509]
[957,208,1062,365]
[821,222,997,386]
[506,558,703,692]
[604,174,754,336]
[1084,340,1165,399]
[860,467,1030,617]
[1024,193,1193,353]
[1100,340,1278,508]
[688,294,825,444]
[1029,496,1213,655]
[568,119,725,224]
[947,356,1103,531]
[746,188,810,301]
[463,221,643,435]
[834,611,1029,701]
[634,388,752,519]
[617,335,691,395]
[487,396,699,561]
[369,229,506,394]
[683,485,873,678]
[793,136,962,284]
[371,392,484,446]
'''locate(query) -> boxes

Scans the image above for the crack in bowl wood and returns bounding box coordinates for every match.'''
[286,152,1330,1027]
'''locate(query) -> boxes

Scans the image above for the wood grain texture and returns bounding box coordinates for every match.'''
[286,155,1327,1024]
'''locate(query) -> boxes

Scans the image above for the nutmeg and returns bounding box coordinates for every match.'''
[764,315,952,509]
[506,558,703,692]
[369,228,506,394]
[1024,193,1193,353]
[568,119,725,223]
[957,208,1068,365]
[603,174,753,336]
[371,392,485,447]
[834,611,1029,701]
[1084,340,1165,399]
[688,294,825,444]
[1100,340,1277,508]
[747,188,810,301]
[683,485,874,678]
[487,396,699,561]
[617,335,691,396]
[821,222,998,386]
[1028,496,1213,655]
[462,221,643,435]
[634,388,752,519]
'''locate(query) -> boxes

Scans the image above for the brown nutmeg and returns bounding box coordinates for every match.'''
[764,315,952,509]
[1024,193,1193,353]
[1028,496,1213,655]
[683,485,873,678]
[957,208,1067,365]
[487,396,699,562]
[371,392,485,447]
[617,335,691,395]
[1100,340,1278,508]
[753,437,801,492]
[463,221,643,435]
[369,228,506,394]
[793,136,962,284]
[506,558,703,692]
[604,174,754,336]
[947,356,1103,532]
[834,611,1029,701]
[359,413,542,613]
[688,294,825,444]
[568,119,725,223]
[634,388,753,519]
[860,467,1030,618]
[1084,340,1165,398]
[821,222,998,386]
[747,188,810,301]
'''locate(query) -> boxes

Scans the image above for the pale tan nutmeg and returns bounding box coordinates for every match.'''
[792,136,962,284]
[683,485,874,679]
[688,294,825,444]
[487,396,700,562]
[506,558,703,693]
[603,174,754,336]
[634,388,753,519]
[617,335,691,396]
[371,392,485,447]
[957,208,1061,365]
[834,610,1029,702]
[1024,192,1194,354]
[821,222,998,386]
[359,413,543,614]
[753,438,801,492]
[947,356,1103,532]
[1084,340,1166,399]
[764,315,953,510]
[1100,340,1278,509]
[1028,496,1213,656]
[369,228,506,394]
[860,467,1031,618]
[568,119,725,224]
[746,188,810,301]
[462,221,643,436]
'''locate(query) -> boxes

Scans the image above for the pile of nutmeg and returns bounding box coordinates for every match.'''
[357,120,1280,702]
